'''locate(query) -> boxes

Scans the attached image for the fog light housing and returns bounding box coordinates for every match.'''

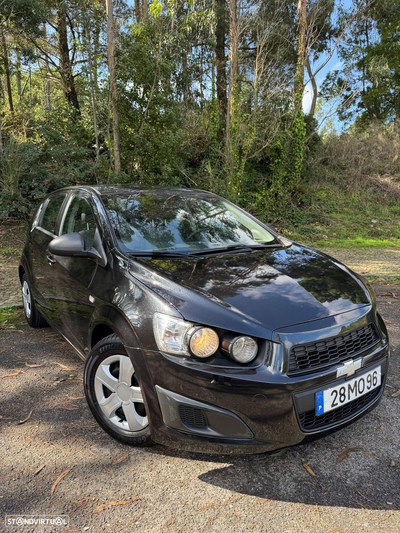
[187,327,219,358]
[222,335,258,363]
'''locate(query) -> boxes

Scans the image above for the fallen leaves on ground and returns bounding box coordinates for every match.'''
[92,496,139,515]
[59,401,79,410]
[51,468,72,496]
[34,464,46,476]
[378,292,398,299]
[390,460,396,467]
[68,396,85,401]
[53,362,76,371]
[336,447,375,465]
[113,451,129,465]
[25,362,44,368]
[391,389,400,398]
[303,463,316,476]
[18,410,33,425]
[0,369,23,378]
[196,502,218,512]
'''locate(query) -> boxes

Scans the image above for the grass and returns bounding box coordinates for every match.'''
[283,177,400,247]
[368,275,400,284]
[0,246,18,255]
[314,238,400,248]
[0,306,25,329]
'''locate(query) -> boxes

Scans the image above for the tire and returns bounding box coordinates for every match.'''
[21,274,47,328]
[84,334,154,446]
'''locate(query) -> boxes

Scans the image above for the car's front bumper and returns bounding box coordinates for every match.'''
[126,307,390,455]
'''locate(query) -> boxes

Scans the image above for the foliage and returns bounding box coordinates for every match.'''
[0,0,399,250]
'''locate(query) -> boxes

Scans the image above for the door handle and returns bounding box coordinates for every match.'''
[46,255,56,265]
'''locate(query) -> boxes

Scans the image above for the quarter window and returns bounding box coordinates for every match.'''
[40,194,66,234]
[61,196,98,249]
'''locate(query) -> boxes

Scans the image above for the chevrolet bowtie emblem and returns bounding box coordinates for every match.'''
[336,357,363,378]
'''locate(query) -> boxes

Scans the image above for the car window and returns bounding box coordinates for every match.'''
[40,194,67,234]
[61,195,98,249]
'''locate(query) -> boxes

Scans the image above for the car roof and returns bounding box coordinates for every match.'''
[55,185,214,198]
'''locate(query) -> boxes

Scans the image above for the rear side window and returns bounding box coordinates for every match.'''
[40,194,66,234]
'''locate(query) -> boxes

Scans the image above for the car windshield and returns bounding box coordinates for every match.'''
[103,190,278,254]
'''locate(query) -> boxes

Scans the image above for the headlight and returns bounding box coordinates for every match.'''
[222,335,258,363]
[153,313,219,358]
[153,313,193,355]
[187,326,219,358]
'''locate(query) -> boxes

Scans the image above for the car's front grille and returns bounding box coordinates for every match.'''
[178,405,208,429]
[298,386,381,432]
[288,323,379,376]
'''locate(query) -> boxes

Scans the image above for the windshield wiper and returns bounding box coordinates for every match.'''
[128,250,190,258]
[188,244,281,256]
[128,243,283,258]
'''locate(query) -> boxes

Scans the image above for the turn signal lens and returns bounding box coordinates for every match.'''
[188,327,219,358]
[230,336,258,363]
[153,313,192,355]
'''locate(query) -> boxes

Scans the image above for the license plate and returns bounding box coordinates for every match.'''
[315,365,381,416]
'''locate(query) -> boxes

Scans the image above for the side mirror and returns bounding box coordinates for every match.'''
[48,232,106,266]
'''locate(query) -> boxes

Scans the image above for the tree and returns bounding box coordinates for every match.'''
[290,0,307,183]
[105,0,121,172]
[56,1,80,112]
[214,0,227,130]
[320,0,400,125]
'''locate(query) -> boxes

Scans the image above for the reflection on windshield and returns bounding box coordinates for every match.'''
[104,191,276,253]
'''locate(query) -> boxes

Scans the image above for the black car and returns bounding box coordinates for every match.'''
[19,186,390,454]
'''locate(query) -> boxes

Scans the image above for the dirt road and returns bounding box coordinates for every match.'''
[1,285,399,532]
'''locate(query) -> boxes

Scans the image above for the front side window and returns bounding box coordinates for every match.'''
[61,195,97,249]
[103,190,278,253]
[40,194,67,234]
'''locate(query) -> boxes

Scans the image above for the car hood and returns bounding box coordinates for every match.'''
[128,244,371,339]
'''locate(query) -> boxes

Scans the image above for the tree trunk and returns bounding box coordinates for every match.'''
[294,0,307,113]
[305,56,317,116]
[142,0,148,20]
[134,0,141,23]
[215,0,227,129]
[106,0,121,173]
[56,3,80,113]
[43,25,51,111]
[290,0,307,184]
[16,54,22,101]
[84,20,100,162]
[225,0,239,187]
[93,18,101,90]
[1,26,14,112]
[0,116,3,155]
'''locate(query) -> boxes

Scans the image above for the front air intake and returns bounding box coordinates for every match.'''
[178,405,208,429]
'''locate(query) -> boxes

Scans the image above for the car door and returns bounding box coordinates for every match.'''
[50,193,102,354]
[28,192,69,322]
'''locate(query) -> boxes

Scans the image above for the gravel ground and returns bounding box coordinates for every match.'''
[0,285,399,533]
[0,221,27,307]
[322,247,400,278]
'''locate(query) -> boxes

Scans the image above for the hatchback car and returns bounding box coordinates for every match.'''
[19,186,389,454]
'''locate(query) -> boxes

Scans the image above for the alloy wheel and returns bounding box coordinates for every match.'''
[22,280,32,319]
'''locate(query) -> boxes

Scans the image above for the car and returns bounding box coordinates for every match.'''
[19,185,390,454]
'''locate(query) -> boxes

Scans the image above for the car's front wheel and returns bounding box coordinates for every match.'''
[21,274,47,328]
[84,334,153,446]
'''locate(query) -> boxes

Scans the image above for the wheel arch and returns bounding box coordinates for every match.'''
[89,304,141,351]
[18,265,25,283]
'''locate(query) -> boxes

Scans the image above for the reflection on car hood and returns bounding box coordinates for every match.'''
[128,244,371,338]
